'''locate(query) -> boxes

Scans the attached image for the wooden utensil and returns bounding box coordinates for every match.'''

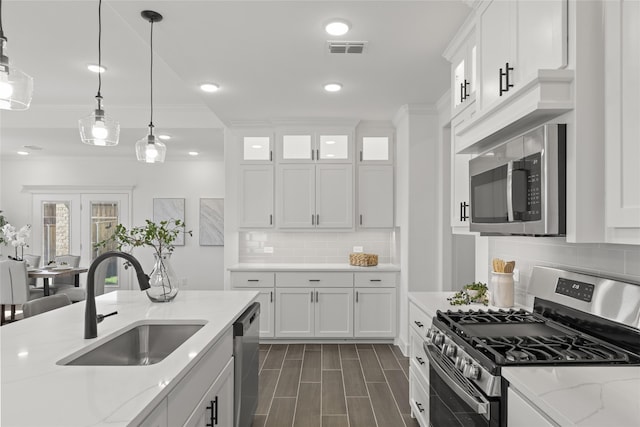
[504,261,515,273]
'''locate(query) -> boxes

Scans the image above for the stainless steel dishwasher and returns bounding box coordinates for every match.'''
[233,302,260,427]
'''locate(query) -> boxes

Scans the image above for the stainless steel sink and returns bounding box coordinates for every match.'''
[60,321,205,366]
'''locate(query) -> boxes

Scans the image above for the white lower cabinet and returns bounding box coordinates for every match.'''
[275,287,353,338]
[230,273,275,338]
[408,301,432,427]
[354,288,396,338]
[507,387,554,427]
[409,369,430,427]
[254,289,275,338]
[184,358,234,427]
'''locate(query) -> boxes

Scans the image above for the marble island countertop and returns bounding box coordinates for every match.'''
[0,290,258,427]
[228,262,400,272]
[504,365,640,426]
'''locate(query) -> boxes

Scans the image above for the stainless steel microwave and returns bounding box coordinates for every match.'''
[469,124,566,236]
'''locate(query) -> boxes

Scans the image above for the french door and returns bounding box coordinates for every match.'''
[32,191,131,290]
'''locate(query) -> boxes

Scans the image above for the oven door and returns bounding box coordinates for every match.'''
[424,342,503,427]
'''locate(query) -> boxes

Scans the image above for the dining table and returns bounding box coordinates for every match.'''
[28,267,88,296]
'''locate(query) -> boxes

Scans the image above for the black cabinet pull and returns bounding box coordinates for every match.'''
[416,402,425,413]
[360,214,363,225]
[248,279,259,282]
[460,201,469,222]
[309,279,320,282]
[312,214,315,225]
[316,214,319,225]
[270,214,273,225]
[415,356,425,365]
[463,79,470,99]
[206,396,218,426]
[360,150,363,162]
[460,82,465,103]
[316,291,319,302]
[270,291,273,303]
[499,62,514,96]
[311,149,315,161]
[270,150,273,162]
[311,291,314,302]
[356,291,359,303]
[370,279,381,282]
[414,320,424,328]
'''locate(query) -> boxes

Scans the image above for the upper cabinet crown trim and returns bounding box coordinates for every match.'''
[442,9,476,61]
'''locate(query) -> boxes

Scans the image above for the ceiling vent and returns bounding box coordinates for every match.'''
[327,41,368,54]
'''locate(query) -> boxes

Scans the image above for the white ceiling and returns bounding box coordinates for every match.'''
[0,0,470,161]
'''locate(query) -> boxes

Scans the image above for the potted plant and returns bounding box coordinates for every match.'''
[1,221,31,261]
[95,219,192,302]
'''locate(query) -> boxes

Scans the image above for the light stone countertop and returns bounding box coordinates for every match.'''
[0,290,258,427]
[408,292,640,427]
[228,262,400,272]
[503,365,640,426]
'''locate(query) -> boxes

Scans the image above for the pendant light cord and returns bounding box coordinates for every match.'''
[148,18,154,134]
[97,0,102,98]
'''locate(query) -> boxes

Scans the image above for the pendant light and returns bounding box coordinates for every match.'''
[0,0,34,110]
[135,10,166,163]
[78,0,120,146]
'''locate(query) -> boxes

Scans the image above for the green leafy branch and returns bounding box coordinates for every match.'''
[447,281,489,306]
[94,219,192,257]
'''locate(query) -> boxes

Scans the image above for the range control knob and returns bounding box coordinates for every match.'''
[463,363,481,380]
[426,329,435,340]
[431,332,444,346]
[455,356,466,370]
[444,344,457,358]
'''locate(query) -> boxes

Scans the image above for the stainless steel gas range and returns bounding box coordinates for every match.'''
[424,267,640,427]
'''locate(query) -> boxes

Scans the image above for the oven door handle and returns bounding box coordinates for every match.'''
[507,161,514,222]
[424,342,490,420]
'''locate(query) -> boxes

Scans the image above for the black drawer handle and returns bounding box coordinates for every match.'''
[309,279,320,282]
[414,321,424,328]
[370,279,381,282]
[415,356,425,365]
[247,279,260,282]
[416,402,425,413]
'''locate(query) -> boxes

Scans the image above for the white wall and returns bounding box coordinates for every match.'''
[0,156,225,290]
[394,104,443,352]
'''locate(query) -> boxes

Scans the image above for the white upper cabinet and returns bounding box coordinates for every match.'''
[452,33,477,116]
[277,128,353,163]
[241,134,273,163]
[357,124,394,164]
[479,0,567,112]
[276,164,353,229]
[604,0,640,244]
[358,165,394,228]
[239,165,274,228]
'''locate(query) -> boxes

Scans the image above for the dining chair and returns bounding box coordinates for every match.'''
[23,254,41,288]
[22,294,71,318]
[0,260,45,324]
[50,254,86,302]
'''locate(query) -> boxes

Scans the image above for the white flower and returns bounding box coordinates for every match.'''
[2,223,31,247]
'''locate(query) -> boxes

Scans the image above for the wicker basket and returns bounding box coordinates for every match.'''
[349,253,378,267]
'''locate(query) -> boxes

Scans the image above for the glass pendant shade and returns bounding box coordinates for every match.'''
[135,133,166,163]
[78,108,120,146]
[0,41,33,111]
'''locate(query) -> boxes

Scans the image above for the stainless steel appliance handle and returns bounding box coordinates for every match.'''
[506,161,514,222]
[424,342,490,420]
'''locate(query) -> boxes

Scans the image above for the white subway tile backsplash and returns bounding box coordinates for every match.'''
[239,231,394,264]
[488,237,640,304]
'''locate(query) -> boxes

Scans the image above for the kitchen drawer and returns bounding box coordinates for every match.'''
[410,329,429,383]
[231,272,275,288]
[276,272,353,288]
[409,302,432,337]
[167,330,233,426]
[354,272,397,288]
[409,369,430,427]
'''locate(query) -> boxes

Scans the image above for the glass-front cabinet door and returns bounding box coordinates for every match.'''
[242,136,272,162]
[277,128,353,163]
[357,128,394,164]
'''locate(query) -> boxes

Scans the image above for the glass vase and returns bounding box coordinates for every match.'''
[146,252,179,302]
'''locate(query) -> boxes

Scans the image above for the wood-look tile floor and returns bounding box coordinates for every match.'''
[253,343,420,427]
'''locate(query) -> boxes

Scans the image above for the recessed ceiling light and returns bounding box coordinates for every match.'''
[87,64,107,73]
[158,134,171,140]
[188,151,199,156]
[324,83,342,92]
[325,20,350,36]
[17,151,29,156]
[200,83,219,93]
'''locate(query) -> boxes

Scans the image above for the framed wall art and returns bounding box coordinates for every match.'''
[153,198,186,245]
[200,198,224,246]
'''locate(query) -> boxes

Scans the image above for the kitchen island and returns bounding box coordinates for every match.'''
[1,290,258,426]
